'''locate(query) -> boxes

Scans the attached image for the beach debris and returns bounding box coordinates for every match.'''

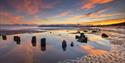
[31,36,36,47]
[102,33,109,38]
[62,40,67,51]
[41,38,46,51]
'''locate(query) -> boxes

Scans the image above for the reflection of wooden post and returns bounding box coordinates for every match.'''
[31,36,36,47]
[70,42,74,47]
[41,38,46,51]
[2,35,7,40]
[13,36,21,45]
[62,40,67,51]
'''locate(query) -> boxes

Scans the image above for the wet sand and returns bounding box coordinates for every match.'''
[63,26,125,63]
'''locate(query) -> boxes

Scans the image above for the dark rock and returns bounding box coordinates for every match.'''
[76,33,88,43]
[77,37,88,43]
[80,33,86,38]
[75,35,79,39]
[92,30,97,33]
[102,33,109,38]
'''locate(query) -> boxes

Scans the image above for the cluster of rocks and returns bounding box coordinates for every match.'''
[75,33,88,43]
[78,29,125,63]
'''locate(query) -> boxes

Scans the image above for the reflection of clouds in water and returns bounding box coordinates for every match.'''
[87,34,111,48]
[0,36,13,49]
[0,30,112,63]
[80,45,108,56]
[0,40,34,63]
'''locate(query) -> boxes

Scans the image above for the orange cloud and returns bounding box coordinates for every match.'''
[0,11,52,24]
[8,0,56,15]
[80,19,125,25]
[81,45,108,56]
[0,12,33,24]
[81,0,113,9]
[0,12,24,24]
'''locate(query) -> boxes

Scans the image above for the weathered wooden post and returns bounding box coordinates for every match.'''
[41,38,46,51]
[31,36,36,47]
[14,36,21,45]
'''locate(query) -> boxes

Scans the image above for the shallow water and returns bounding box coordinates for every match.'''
[0,30,111,63]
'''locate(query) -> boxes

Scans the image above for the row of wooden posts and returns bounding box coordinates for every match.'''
[1,35,75,51]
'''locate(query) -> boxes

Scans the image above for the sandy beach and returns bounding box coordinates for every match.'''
[63,26,125,63]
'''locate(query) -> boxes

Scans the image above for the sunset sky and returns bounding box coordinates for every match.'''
[0,0,125,25]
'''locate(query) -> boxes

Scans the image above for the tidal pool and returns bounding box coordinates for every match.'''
[0,30,111,63]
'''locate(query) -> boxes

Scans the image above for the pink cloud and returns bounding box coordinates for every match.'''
[8,0,56,15]
[81,0,113,9]
[67,7,123,20]
[58,11,69,17]
[50,11,70,18]
[0,11,48,24]
[0,11,24,24]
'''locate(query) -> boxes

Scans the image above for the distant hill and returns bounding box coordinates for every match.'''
[105,22,125,26]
